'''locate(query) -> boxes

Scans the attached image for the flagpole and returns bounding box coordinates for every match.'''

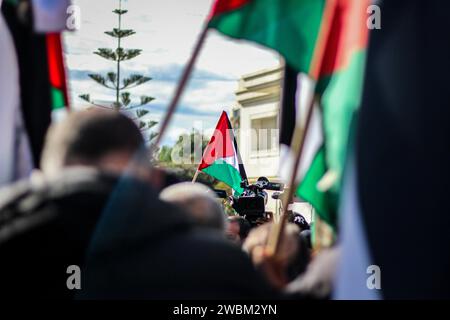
[266,94,317,257]
[153,25,209,148]
[192,169,200,183]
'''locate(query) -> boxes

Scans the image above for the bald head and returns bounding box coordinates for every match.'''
[160,182,226,231]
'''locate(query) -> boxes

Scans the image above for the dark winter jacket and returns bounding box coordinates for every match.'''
[0,168,276,299]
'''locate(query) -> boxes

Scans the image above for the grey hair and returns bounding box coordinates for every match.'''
[160,182,226,231]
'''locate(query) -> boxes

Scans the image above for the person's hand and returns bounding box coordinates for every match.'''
[243,223,300,289]
[253,246,289,289]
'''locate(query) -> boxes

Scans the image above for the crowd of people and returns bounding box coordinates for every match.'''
[0,110,336,300]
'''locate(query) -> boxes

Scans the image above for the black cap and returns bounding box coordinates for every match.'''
[291,213,310,230]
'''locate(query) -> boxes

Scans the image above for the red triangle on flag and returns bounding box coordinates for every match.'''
[199,111,235,170]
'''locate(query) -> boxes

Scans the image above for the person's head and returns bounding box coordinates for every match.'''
[159,182,226,231]
[300,229,312,250]
[41,109,149,178]
[288,212,310,232]
[226,216,251,245]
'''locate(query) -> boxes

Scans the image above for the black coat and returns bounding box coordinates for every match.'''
[356,0,450,298]
[0,168,276,299]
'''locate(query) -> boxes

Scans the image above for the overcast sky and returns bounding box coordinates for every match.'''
[64,0,279,145]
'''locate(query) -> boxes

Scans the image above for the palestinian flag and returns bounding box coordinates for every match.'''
[198,111,247,195]
[209,0,369,229]
[2,1,69,167]
[46,33,69,112]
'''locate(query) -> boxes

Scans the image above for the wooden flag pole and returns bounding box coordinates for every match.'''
[266,94,317,257]
[153,25,209,148]
[192,169,200,183]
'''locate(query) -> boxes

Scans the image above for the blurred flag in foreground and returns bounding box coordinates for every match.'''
[1,0,69,179]
[0,2,33,185]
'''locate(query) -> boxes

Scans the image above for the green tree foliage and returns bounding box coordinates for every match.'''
[79,0,157,142]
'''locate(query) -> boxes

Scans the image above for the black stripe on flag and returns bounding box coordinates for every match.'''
[225,113,247,181]
[280,64,298,147]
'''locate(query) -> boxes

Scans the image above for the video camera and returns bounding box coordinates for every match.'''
[231,177,283,224]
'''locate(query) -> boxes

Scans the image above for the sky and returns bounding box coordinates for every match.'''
[64,0,279,146]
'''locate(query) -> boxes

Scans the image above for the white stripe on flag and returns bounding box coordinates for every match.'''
[279,74,323,184]
[0,12,34,186]
[333,151,381,300]
[222,153,241,194]
[221,153,240,173]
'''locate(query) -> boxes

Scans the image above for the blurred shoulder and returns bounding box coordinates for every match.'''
[0,168,119,244]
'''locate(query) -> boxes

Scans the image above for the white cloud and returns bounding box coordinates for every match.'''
[64,0,279,145]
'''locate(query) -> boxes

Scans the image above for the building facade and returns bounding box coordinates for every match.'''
[232,66,283,182]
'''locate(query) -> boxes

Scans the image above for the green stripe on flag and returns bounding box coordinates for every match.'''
[51,87,65,110]
[298,51,366,229]
[202,160,244,195]
[319,50,367,184]
[297,147,336,227]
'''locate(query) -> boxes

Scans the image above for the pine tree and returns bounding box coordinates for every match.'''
[80,0,157,142]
